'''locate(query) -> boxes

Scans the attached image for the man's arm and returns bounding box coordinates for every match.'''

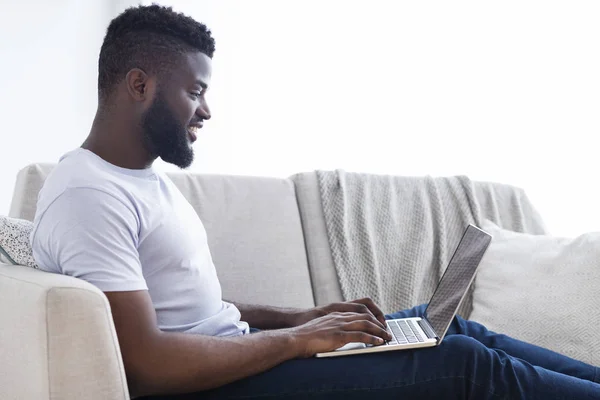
[33,189,391,396]
[107,291,391,397]
[227,300,313,330]
[229,298,387,330]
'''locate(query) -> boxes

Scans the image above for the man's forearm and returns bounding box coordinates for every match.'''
[131,329,299,396]
[229,301,307,330]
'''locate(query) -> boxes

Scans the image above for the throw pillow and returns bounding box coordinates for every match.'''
[470,219,600,365]
[0,216,38,269]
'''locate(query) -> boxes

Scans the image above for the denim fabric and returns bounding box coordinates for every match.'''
[143,304,600,399]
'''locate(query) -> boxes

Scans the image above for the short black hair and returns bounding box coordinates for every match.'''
[98,4,215,100]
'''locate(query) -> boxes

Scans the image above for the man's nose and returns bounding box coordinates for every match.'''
[198,103,211,120]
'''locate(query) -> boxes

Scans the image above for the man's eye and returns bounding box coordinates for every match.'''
[191,92,202,98]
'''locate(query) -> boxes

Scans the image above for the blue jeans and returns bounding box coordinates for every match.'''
[144,304,600,399]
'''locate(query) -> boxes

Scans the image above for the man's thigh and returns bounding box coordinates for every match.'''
[142,335,495,400]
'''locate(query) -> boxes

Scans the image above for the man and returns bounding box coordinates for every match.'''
[31,5,600,399]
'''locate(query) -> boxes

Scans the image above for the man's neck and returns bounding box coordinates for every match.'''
[83,110,155,170]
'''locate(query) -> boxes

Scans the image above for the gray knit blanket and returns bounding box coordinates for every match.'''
[316,170,547,315]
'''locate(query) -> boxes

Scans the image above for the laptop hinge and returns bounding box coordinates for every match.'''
[418,318,438,341]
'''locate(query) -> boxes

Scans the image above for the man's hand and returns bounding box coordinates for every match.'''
[290,297,387,328]
[286,311,393,358]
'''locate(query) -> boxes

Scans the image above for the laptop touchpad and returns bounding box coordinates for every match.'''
[335,342,368,351]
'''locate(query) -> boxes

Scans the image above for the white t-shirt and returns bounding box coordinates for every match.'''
[31,148,249,337]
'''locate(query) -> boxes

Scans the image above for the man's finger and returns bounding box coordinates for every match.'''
[342,320,393,342]
[324,303,385,329]
[349,298,387,325]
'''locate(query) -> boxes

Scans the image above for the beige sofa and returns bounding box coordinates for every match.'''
[0,163,546,400]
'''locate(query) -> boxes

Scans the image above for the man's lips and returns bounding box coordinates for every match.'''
[187,124,203,143]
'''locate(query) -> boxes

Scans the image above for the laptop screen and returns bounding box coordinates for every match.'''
[424,225,492,341]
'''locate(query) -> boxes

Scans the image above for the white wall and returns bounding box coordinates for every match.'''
[0,0,128,216]
[146,0,600,238]
[2,1,599,238]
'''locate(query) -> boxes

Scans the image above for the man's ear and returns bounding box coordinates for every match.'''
[125,68,154,102]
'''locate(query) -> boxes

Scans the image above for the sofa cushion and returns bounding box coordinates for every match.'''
[9,163,52,222]
[0,216,38,268]
[168,172,315,308]
[470,220,600,365]
[10,164,315,309]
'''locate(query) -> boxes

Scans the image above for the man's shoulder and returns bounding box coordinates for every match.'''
[36,149,156,219]
[42,150,121,200]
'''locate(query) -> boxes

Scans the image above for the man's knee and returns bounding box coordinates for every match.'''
[405,335,505,398]
[438,335,491,371]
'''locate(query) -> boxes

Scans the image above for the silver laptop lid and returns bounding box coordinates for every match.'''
[423,225,492,342]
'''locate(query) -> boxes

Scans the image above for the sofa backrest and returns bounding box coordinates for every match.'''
[10,164,315,309]
[292,172,344,306]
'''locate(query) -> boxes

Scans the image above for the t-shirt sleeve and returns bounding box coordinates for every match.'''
[32,187,148,292]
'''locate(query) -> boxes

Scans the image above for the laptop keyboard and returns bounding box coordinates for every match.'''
[386,320,425,345]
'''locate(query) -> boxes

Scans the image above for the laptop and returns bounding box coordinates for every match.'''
[315,224,492,358]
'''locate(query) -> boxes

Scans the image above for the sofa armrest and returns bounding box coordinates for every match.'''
[0,263,130,400]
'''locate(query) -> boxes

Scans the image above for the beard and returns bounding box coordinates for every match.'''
[141,93,194,169]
